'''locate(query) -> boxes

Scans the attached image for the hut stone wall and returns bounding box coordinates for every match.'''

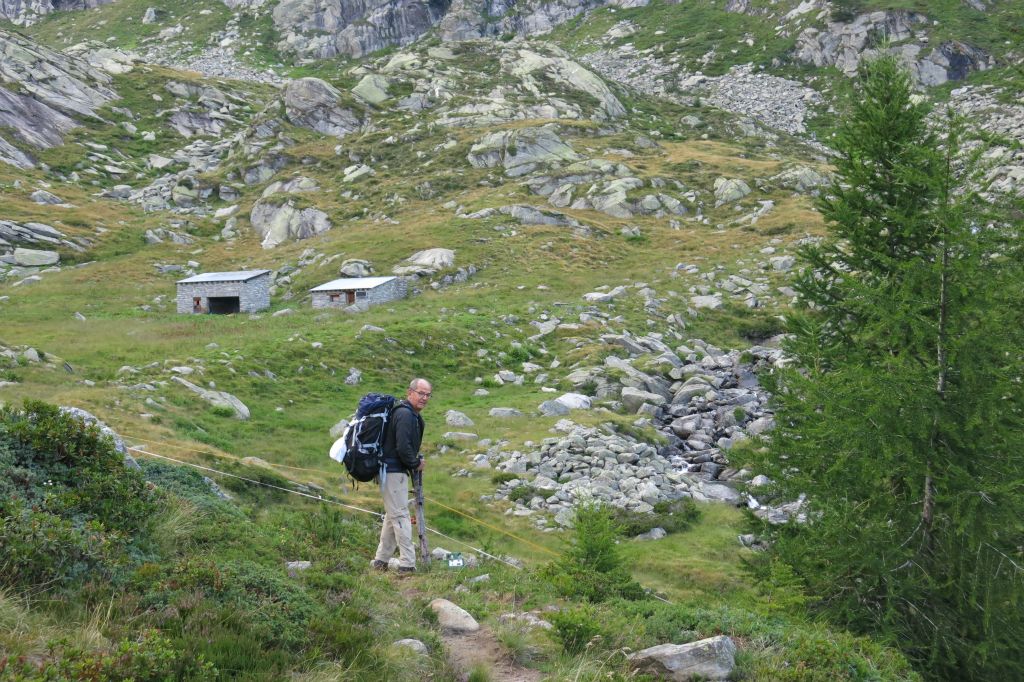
[176,273,271,314]
[311,277,406,310]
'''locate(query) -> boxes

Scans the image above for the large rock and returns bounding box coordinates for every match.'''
[713,177,751,207]
[620,387,666,413]
[771,166,826,193]
[393,638,428,655]
[507,49,625,119]
[0,0,114,25]
[250,199,332,249]
[467,125,581,177]
[329,418,349,439]
[283,77,362,138]
[261,176,319,198]
[172,377,250,420]
[489,407,523,419]
[587,177,643,217]
[392,248,454,276]
[272,0,638,60]
[445,410,474,427]
[352,73,390,104]
[628,636,737,681]
[339,258,374,277]
[555,393,592,410]
[539,400,570,417]
[12,247,59,266]
[429,598,480,633]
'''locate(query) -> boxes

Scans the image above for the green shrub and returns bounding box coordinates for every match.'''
[301,505,373,548]
[491,472,519,485]
[611,499,700,537]
[2,630,216,681]
[541,501,645,603]
[506,341,540,363]
[208,405,237,418]
[550,605,603,655]
[138,459,242,515]
[735,313,786,342]
[0,401,159,589]
[143,559,323,652]
[0,505,124,587]
[507,485,538,503]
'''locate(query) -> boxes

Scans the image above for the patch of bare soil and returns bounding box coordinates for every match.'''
[442,626,544,682]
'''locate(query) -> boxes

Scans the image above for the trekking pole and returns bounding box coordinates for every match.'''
[413,470,430,566]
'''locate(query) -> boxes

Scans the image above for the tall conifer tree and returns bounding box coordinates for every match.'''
[748,56,1024,679]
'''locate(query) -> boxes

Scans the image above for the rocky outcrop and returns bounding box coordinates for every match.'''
[273,0,647,59]
[0,29,116,167]
[482,331,803,527]
[250,199,332,249]
[283,78,362,138]
[468,125,581,177]
[504,48,625,119]
[0,221,82,253]
[948,85,1024,199]
[274,0,454,59]
[0,0,111,26]
[795,11,992,86]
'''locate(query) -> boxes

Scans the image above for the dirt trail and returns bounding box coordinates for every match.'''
[441,626,543,682]
[399,582,542,681]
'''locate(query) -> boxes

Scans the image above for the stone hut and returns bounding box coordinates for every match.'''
[176,270,271,314]
[310,276,406,310]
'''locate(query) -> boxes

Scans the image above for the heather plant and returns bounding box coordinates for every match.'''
[0,401,159,589]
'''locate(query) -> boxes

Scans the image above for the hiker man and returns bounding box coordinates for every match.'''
[371,378,431,573]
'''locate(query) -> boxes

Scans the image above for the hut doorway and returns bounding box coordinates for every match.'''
[208,296,241,314]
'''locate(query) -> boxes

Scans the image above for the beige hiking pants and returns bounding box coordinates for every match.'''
[373,472,416,568]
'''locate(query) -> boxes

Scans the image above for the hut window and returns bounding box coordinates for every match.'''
[355,290,368,299]
[329,294,340,302]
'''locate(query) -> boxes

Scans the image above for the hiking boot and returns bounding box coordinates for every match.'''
[396,566,416,575]
[370,560,388,572]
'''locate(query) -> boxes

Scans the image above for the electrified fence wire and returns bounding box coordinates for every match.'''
[125,436,674,603]
[127,445,525,570]
[123,432,562,559]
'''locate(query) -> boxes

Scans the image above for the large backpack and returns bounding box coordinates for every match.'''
[330,393,396,482]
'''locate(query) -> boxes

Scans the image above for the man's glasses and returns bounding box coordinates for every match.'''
[413,390,432,399]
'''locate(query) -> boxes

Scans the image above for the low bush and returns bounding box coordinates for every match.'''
[611,499,700,537]
[0,401,159,590]
[507,485,538,503]
[143,558,323,652]
[549,605,602,655]
[1,630,216,681]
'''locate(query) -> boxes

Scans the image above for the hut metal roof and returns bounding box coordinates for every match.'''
[177,270,271,284]
[310,276,396,292]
